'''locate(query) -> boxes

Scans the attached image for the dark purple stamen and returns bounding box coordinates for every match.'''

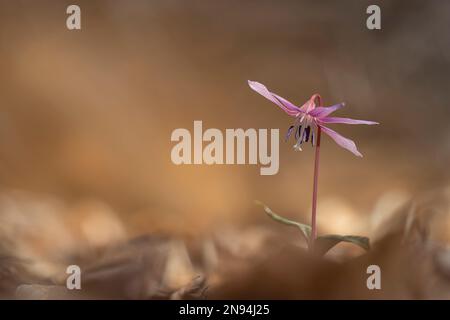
[285,125,295,141]
[304,126,311,142]
[295,125,302,141]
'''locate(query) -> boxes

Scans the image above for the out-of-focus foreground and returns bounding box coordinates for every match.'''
[0,1,449,299]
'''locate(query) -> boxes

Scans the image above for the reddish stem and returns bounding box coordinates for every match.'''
[311,126,321,247]
[310,94,322,249]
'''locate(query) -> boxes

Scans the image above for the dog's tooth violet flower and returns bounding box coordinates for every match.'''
[248,80,378,246]
[248,80,378,157]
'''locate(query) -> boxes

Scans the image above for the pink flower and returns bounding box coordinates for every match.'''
[248,80,378,157]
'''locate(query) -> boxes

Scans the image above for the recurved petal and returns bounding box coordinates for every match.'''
[273,93,302,114]
[319,117,379,125]
[319,125,363,157]
[308,103,345,118]
[248,80,301,116]
[298,99,314,113]
[298,94,321,113]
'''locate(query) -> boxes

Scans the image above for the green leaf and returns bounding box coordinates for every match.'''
[314,235,370,256]
[255,201,311,241]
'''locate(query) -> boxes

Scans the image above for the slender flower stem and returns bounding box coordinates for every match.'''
[310,96,322,249]
[311,126,321,246]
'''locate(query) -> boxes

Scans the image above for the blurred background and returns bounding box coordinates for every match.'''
[0,0,449,299]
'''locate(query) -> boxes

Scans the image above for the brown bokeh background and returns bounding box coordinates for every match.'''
[0,1,449,299]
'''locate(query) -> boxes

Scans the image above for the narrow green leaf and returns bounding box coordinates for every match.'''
[255,200,311,241]
[314,235,370,256]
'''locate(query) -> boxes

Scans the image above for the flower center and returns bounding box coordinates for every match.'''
[285,114,317,151]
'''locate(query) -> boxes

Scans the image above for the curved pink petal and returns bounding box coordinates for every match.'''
[319,125,363,157]
[248,80,301,116]
[308,103,345,118]
[298,99,315,113]
[272,93,302,114]
[298,94,321,113]
[319,117,379,125]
